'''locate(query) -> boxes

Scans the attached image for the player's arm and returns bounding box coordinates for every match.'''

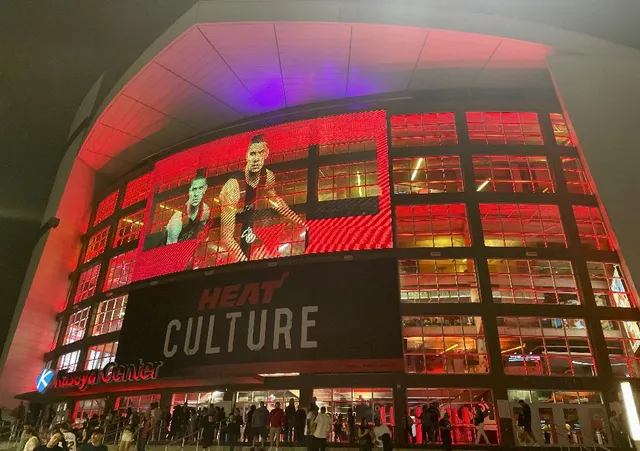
[219,178,248,262]
[265,169,306,226]
[165,211,183,244]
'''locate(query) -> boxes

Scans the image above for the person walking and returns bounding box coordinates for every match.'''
[517,400,536,445]
[227,409,243,451]
[268,402,285,451]
[251,402,269,451]
[312,407,331,451]
[438,413,452,451]
[473,405,489,444]
[284,399,296,443]
[200,415,216,451]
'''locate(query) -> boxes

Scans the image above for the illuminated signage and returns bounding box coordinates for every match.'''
[36,369,55,393]
[44,360,163,392]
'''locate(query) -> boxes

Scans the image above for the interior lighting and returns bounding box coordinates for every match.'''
[502,344,525,353]
[410,158,424,181]
[621,381,640,440]
[441,344,459,354]
[357,171,364,197]
[477,179,491,191]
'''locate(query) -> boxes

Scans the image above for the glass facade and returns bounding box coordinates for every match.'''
[48,105,637,449]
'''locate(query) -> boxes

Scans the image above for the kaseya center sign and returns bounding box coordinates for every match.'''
[36,360,163,393]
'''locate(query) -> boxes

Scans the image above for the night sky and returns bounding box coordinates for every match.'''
[1,1,639,360]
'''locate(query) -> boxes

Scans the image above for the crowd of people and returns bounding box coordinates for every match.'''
[14,423,107,451]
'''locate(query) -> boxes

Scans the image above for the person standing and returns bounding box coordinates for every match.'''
[227,409,243,451]
[372,418,392,451]
[245,405,256,443]
[347,408,356,444]
[284,399,296,443]
[251,401,269,451]
[59,423,77,451]
[357,418,373,451]
[312,407,331,451]
[79,430,106,451]
[438,413,452,451]
[268,402,285,450]
[305,405,318,451]
[473,405,489,444]
[517,400,536,445]
[200,415,216,451]
[294,406,306,444]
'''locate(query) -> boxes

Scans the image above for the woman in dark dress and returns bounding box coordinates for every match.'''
[357,418,373,451]
[201,415,216,450]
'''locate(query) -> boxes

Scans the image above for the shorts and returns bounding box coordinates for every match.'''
[254,427,268,439]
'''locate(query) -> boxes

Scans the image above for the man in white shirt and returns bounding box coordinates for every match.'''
[372,417,392,450]
[312,407,332,451]
[304,405,318,451]
[59,423,77,451]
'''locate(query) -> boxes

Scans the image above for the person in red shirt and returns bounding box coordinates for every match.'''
[268,402,286,450]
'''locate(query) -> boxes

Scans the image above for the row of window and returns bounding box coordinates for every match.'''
[394,155,591,195]
[396,203,611,250]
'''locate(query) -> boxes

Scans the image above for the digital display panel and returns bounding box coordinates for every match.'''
[118,259,403,376]
[133,111,391,282]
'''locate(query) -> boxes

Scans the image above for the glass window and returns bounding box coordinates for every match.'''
[116,395,161,416]
[52,403,69,425]
[487,259,580,305]
[550,113,575,147]
[57,350,81,372]
[158,166,198,193]
[318,161,379,201]
[173,391,227,410]
[561,158,593,195]
[265,146,309,163]
[73,398,105,426]
[407,388,497,445]
[399,259,479,304]
[149,195,189,234]
[235,390,300,411]
[84,226,110,262]
[314,388,394,442]
[507,390,602,404]
[601,320,640,377]
[122,173,151,208]
[63,307,91,345]
[587,262,636,308]
[85,342,118,370]
[573,206,613,251]
[390,113,458,147]
[103,250,136,291]
[114,210,145,247]
[74,263,101,304]
[93,191,118,226]
[497,317,595,376]
[479,204,566,248]
[93,295,128,336]
[402,316,489,374]
[396,205,470,248]
[466,112,543,145]
[318,139,376,156]
[393,156,463,194]
[473,155,554,193]
[256,169,307,209]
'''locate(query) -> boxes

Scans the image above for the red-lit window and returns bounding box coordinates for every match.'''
[266,147,309,164]
[103,251,135,291]
[72,399,105,427]
[498,317,595,376]
[573,206,613,251]
[473,155,554,193]
[587,262,636,308]
[318,139,376,156]
[550,113,575,146]
[466,112,543,145]
[487,259,580,305]
[407,389,498,445]
[62,307,91,345]
[149,195,188,234]
[205,160,244,178]
[399,259,479,303]
[57,350,81,372]
[256,169,307,209]
[115,395,161,415]
[93,295,128,336]
[479,204,566,248]
[122,173,151,208]
[390,113,458,147]
[84,227,109,262]
[318,161,379,201]
[158,166,198,193]
[402,316,488,374]
[602,320,640,377]
[561,157,593,195]
[396,205,470,248]
[74,264,101,304]
[114,210,145,247]
[93,191,118,226]
[85,342,118,370]
[393,156,463,194]
[193,224,241,270]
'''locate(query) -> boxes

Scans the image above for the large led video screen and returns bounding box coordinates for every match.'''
[133,111,391,282]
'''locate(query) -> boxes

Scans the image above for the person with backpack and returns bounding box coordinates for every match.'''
[473,405,489,444]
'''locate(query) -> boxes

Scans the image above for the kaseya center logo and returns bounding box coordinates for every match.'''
[35,360,163,393]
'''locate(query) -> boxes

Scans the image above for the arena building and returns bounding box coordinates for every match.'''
[3,2,640,449]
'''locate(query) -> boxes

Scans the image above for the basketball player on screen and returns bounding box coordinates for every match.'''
[165,173,210,245]
[219,134,307,262]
